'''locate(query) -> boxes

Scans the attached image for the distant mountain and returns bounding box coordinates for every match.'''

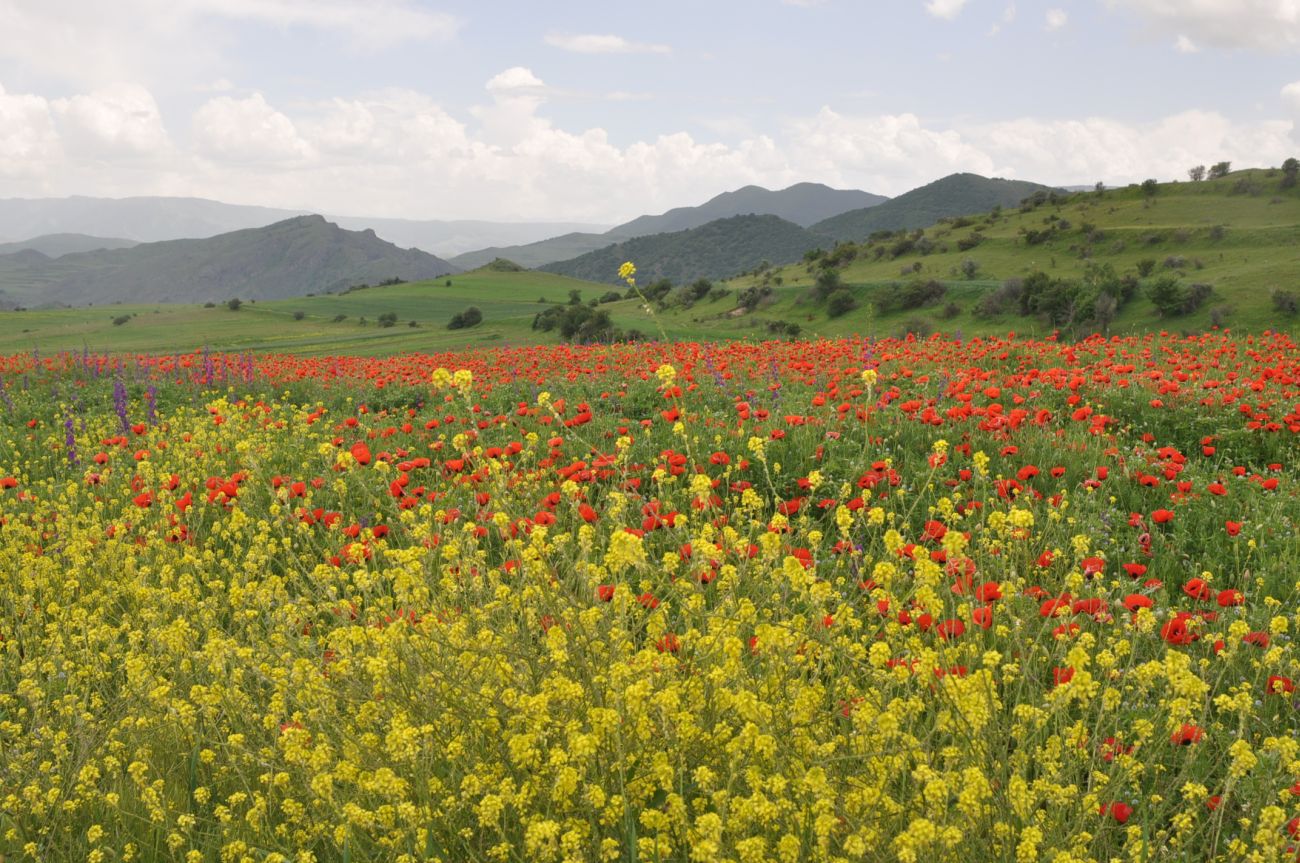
[540,215,828,285]
[0,215,458,307]
[450,232,614,271]
[0,196,606,257]
[810,173,1054,242]
[0,233,139,258]
[451,182,884,269]
[610,182,886,237]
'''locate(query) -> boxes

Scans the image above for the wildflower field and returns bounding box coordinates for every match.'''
[2,332,1300,863]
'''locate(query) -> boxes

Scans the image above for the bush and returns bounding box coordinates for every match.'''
[227,298,242,311]
[896,317,933,338]
[826,289,858,318]
[331,314,346,323]
[1135,259,1156,277]
[1271,289,1299,315]
[112,315,131,326]
[293,311,305,321]
[975,279,1023,318]
[378,312,399,328]
[448,307,483,330]
[896,279,947,311]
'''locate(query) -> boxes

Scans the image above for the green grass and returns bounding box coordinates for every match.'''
[0,271,630,356]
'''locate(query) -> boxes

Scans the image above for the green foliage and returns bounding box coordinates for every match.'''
[447,307,482,330]
[1272,289,1299,315]
[377,312,399,328]
[1209,161,1232,179]
[227,298,242,311]
[484,258,524,272]
[112,314,130,326]
[826,289,858,318]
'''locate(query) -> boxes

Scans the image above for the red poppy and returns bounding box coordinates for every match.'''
[1266,676,1295,696]
[1151,508,1175,524]
[1171,723,1204,745]
[1099,802,1133,824]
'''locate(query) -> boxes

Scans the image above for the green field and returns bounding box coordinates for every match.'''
[2,170,1300,355]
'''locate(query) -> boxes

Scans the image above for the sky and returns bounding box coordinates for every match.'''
[2,0,1300,224]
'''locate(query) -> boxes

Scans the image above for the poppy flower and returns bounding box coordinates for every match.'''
[1151,508,1175,524]
[935,618,965,640]
[1171,723,1204,745]
[1215,589,1243,607]
[1225,520,1243,536]
[971,606,994,629]
[1099,801,1133,824]
[1266,676,1295,696]
[1160,614,1198,645]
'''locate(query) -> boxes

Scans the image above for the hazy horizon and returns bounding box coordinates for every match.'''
[2,0,1298,224]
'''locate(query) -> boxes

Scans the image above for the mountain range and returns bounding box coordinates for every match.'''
[0,216,456,308]
[0,173,1057,307]
[0,196,605,257]
[447,182,883,269]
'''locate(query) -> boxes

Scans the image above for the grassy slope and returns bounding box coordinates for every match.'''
[0,270,714,356]
[709,170,1300,338]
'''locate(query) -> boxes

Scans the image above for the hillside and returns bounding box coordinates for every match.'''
[0,233,138,257]
[450,182,882,269]
[717,168,1300,337]
[540,215,829,285]
[811,173,1053,242]
[0,196,606,256]
[0,216,458,307]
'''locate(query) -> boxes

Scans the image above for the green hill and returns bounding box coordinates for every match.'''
[713,168,1300,337]
[811,173,1053,242]
[540,214,829,285]
[0,216,458,307]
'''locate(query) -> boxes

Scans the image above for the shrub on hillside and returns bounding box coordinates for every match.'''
[448,307,482,330]
[826,289,858,318]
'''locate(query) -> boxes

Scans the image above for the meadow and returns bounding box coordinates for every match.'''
[1,331,1299,862]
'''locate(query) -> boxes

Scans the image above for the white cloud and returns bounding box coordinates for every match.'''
[2,76,1297,224]
[0,0,458,91]
[53,84,171,158]
[485,67,547,94]
[925,0,968,20]
[1175,34,1199,53]
[1283,80,1300,109]
[192,0,458,49]
[1045,8,1068,31]
[544,33,672,54]
[0,84,60,177]
[1117,0,1300,51]
[192,93,311,164]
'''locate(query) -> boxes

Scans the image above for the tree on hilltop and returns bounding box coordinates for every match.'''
[1188,165,1206,182]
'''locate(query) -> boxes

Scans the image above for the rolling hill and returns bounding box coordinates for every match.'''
[449,182,881,269]
[0,216,458,307]
[810,173,1054,242]
[540,214,828,285]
